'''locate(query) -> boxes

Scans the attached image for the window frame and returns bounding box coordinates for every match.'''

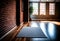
[29,0,55,16]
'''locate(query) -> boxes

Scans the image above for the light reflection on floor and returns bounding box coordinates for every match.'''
[29,21,57,41]
[40,21,60,25]
[30,21,39,27]
[40,22,48,38]
[48,23,56,39]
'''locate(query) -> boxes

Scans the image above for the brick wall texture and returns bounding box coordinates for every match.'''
[0,0,16,38]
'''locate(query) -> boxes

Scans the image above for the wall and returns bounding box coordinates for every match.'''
[23,0,28,22]
[0,0,16,38]
[55,2,60,21]
[20,0,23,24]
[56,0,60,2]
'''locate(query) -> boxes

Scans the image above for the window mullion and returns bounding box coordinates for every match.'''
[38,3,40,15]
[46,3,49,15]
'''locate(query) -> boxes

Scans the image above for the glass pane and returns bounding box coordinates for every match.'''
[49,3,55,15]
[40,3,46,15]
[32,3,38,15]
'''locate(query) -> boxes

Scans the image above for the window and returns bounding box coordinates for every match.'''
[32,3,38,15]
[40,3,46,15]
[49,3,55,15]
[29,0,55,15]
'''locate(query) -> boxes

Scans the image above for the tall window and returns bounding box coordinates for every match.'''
[40,3,46,15]
[32,3,38,15]
[29,0,55,15]
[49,3,55,15]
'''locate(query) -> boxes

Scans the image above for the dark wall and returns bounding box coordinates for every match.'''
[23,0,28,22]
[0,0,16,38]
[56,0,60,2]
[16,0,20,26]
[56,2,60,20]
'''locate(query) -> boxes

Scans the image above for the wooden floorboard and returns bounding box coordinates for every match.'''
[1,21,60,41]
[1,23,28,41]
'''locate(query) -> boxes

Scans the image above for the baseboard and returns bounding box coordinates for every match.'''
[0,22,23,40]
[0,26,17,40]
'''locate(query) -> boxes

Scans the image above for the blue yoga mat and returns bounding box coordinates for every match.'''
[17,27,46,38]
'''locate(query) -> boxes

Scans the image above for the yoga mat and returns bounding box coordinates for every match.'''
[17,27,46,38]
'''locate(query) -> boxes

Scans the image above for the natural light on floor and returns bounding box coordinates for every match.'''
[26,21,58,40]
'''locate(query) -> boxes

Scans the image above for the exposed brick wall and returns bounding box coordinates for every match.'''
[20,12,23,23]
[20,0,23,23]
[0,0,16,38]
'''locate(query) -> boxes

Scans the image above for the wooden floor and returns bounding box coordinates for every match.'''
[1,21,60,41]
[1,22,30,41]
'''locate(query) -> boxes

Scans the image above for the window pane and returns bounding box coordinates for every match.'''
[40,3,46,15]
[33,3,38,9]
[49,3,55,15]
[32,3,38,15]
